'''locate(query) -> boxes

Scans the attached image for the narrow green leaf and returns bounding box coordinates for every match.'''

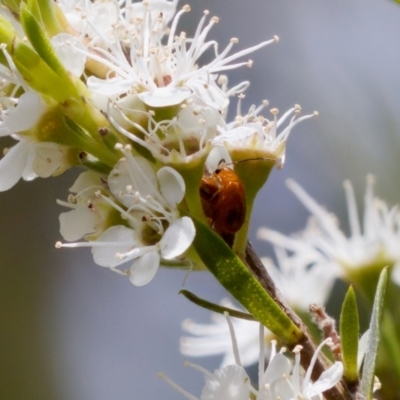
[360,267,388,399]
[188,214,303,345]
[12,40,71,101]
[37,0,64,36]
[340,285,359,382]
[20,4,72,83]
[26,0,44,27]
[179,290,255,321]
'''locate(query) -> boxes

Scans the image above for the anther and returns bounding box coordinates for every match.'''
[126,184,133,193]
[217,75,228,85]
[55,242,62,249]
[270,108,279,115]
[293,345,303,353]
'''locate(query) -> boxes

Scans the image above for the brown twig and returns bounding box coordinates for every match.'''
[245,242,353,400]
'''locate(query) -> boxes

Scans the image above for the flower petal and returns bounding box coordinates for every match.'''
[261,353,292,385]
[31,143,69,178]
[188,79,229,110]
[51,33,87,77]
[304,362,343,396]
[206,145,232,172]
[0,140,31,191]
[200,364,250,400]
[138,87,191,108]
[130,250,160,286]
[92,226,138,268]
[2,91,46,132]
[157,166,185,207]
[70,170,105,193]
[108,156,157,208]
[59,208,98,242]
[160,217,195,260]
[87,76,136,96]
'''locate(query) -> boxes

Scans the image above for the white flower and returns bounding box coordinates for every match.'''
[57,170,113,241]
[262,340,343,400]
[108,94,224,165]
[261,177,400,285]
[255,241,337,312]
[56,0,120,43]
[214,103,317,168]
[0,47,73,190]
[162,318,343,400]
[180,299,274,368]
[200,364,251,400]
[66,2,279,166]
[57,146,195,286]
[84,4,277,109]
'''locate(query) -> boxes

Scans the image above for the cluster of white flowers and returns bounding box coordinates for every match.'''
[1,1,393,397]
[163,318,343,400]
[259,176,400,288]
[0,0,315,285]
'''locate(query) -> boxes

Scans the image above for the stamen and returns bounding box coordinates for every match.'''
[158,372,198,400]
[343,180,361,237]
[224,312,242,366]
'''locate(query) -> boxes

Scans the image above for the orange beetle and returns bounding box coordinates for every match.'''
[199,164,246,244]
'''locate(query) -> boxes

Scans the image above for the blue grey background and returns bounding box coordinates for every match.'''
[1,0,400,398]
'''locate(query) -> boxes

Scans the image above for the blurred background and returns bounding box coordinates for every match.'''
[1,0,400,398]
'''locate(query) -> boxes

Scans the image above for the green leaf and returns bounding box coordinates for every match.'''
[188,213,303,345]
[360,267,388,399]
[179,290,255,321]
[20,4,72,84]
[36,0,64,36]
[12,41,70,100]
[340,285,359,382]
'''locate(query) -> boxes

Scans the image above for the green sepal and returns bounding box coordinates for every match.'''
[187,211,303,345]
[179,290,255,321]
[340,285,359,382]
[232,158,275,254]
[79,158,112,175]
[360,267,388,399]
